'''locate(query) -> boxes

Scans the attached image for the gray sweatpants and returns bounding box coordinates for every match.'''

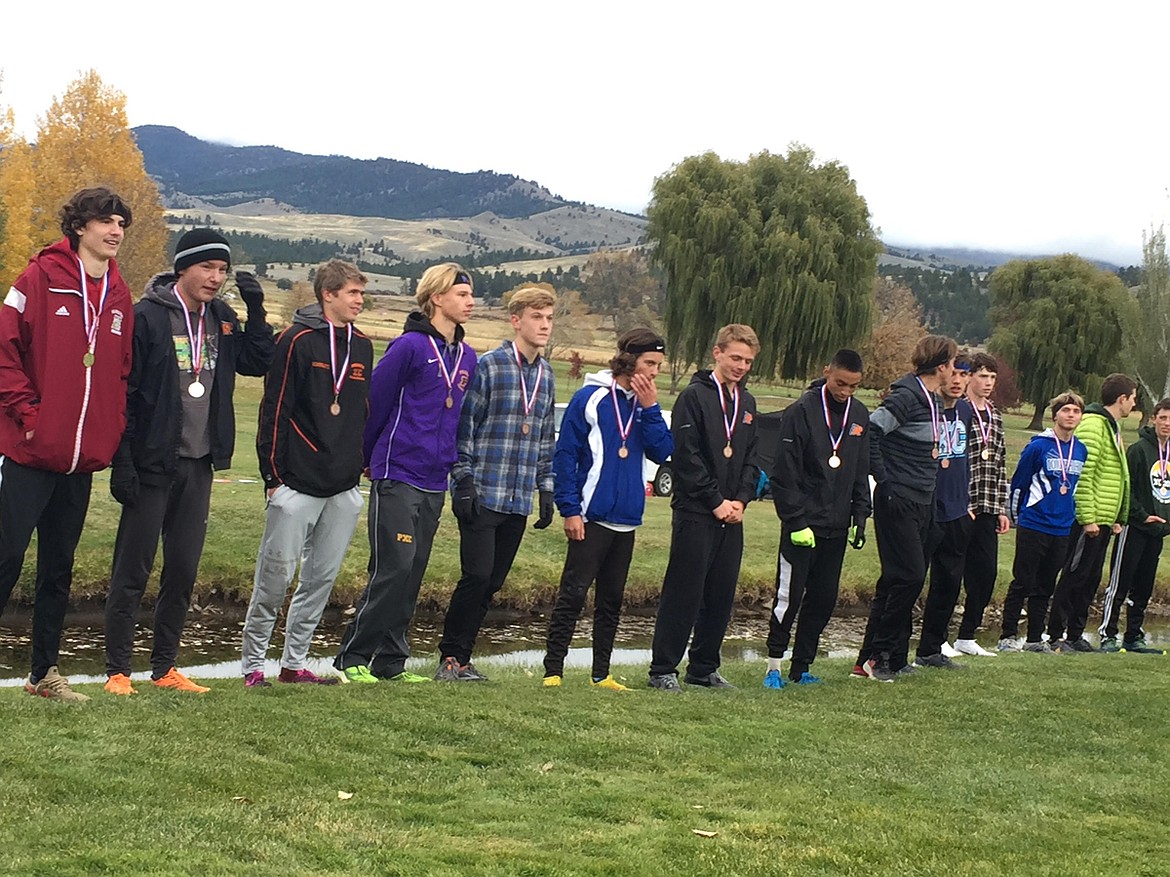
[241,485,364,674]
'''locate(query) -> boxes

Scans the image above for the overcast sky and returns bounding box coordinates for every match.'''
[2,1,1165,265]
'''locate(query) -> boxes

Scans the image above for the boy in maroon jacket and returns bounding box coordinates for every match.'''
[0,187,135,701]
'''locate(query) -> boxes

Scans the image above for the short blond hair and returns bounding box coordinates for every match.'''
[416,263,472,317]
[715,323,760,354]
[508,285,557,316]
[314,259,367,303]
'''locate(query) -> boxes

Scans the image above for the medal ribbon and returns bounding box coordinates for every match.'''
[428,336,465,401]
[1055,433,1074,486]
[78,258,109,362]
[172,288,206,380]
[1159,437,1169,478]
[915,376,940,449]
[821,384,851,458]
[610,383,636,448]
[513,343,543,418]
[972,400,993,452]
[329,320,353,401]
[711,373,740,447]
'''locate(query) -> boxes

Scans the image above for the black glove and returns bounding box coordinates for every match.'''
[235,271,265,311]
[850,514,868,550]
[451,476,480,525]
[110,464,139,505]
[533,490,555,530]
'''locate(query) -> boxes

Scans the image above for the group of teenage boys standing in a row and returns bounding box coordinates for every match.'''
[1,188,1163,701]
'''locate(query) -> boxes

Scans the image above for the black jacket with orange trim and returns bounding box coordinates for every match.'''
[257,304,373,497]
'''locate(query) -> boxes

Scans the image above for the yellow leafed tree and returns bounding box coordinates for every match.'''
[26,70,168,294]
[0,82,37,289]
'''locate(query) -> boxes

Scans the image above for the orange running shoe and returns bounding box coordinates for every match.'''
[152,668,210,693]
[104,673,138,696]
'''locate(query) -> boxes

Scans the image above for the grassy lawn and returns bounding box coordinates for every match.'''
[1,655,1167,876]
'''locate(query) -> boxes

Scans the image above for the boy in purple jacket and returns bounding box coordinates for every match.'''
[333,264,476,683]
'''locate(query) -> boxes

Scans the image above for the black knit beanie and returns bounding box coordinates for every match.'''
[174,228,232,273]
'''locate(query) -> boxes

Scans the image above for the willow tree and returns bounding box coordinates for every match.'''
[1127,225,1170,406]
[646,146,879,380]
[988,255,1136,429]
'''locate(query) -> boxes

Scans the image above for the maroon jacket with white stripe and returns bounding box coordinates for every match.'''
[0,238,133,473]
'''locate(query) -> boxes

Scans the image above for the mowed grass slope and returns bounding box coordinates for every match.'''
[1,656,1167,877]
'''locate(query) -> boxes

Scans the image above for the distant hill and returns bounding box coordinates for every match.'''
[133,125,576,220]
[883,243,1121,273]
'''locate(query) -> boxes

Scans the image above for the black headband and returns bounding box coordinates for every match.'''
[453,271,472,287]
[623,338,665,356]
[916,349,953,373]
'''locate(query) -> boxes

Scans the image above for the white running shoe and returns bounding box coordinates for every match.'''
[953,638,997,657]
[997,637,1023,652]
[941,641,962,658]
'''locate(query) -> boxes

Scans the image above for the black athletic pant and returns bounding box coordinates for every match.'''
[1000,527,1069,642]
[857,485,933,670]
[957,512,999,639]
[0,458,92,682]
[438,508,527,665]
[650,512,743,679]
[1100,526,1163,642]
[1047,523,1112,643]
[104,457,212,679]
[766,529,846,680]
[543,523,635,679]
[335,481,444,676]
[917,515,974,658]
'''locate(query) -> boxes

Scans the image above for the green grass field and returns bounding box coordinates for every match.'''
[2,655,1167,876]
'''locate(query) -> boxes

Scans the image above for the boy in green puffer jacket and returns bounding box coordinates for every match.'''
[1047,373,1136,651]
[1098,398,1170,651]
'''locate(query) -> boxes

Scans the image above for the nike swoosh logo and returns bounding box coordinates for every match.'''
[427,358,438,363]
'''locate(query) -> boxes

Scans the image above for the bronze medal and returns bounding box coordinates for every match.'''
[931,447,940,460]
[521,422,530,436]
[330,401,341,416]
[981,448,990,461]
[940,457,950,469]
[723,444,733,459]
[1060,484,1068,495]
[618,445,629,459]
[446,395,454,409]
[828,454,841,469]
[82,351,95,368]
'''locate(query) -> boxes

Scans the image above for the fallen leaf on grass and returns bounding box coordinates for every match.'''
[338,791,354,800]
[231,796,251,804]
[691,805,704,810]
[540,762,554,773]
[691,829,718,838]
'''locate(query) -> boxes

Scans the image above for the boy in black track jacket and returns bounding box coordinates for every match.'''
[648,324,761,691]
[765,350,870,687]
[242,260,374,687]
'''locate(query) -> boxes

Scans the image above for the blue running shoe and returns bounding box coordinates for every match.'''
[795,672,822,685]
[763,669,786,689]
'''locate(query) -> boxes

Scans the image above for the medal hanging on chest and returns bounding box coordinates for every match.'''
[78,259,109,370]
[173,288,207,398]
[972,401,994,462]
[712,374,739,460]
[917,376,942,463]
[514,343,543,439]
[1055,433,1074,496]
[429,336,465,413]
[327,320,353,416]
[822,385,851,471]
[611,382,637,460]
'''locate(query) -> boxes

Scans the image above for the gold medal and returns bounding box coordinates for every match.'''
[82,351,95,368]
[828,454,841,469]
[330,401,341,416]
[723,444,733,459]
[618,445,629,459]
[446,395,454,409]
[980,448,990,461]
[521,422,530,436]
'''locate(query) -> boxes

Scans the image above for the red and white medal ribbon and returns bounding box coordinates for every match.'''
[428,336,465,409]
[610,382,637,459]
[972,401,993,461]
[1159,437,1169,478]
[822,384,851,469]
[1055,433,1075,493]
[328,320,353,415]
[514,343,543,435]
[173,288,206,396]
[78,258,109,368]
[711,373,739,458]
[916,376,941,459]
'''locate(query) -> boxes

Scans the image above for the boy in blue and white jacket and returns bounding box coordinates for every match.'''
[998,392,1087,651]
[541,330,673,689]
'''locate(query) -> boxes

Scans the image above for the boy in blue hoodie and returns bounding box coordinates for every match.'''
[541,329,673,690]
[998,392,1087,652]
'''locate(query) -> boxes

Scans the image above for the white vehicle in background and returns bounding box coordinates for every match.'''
[553,403,675,497]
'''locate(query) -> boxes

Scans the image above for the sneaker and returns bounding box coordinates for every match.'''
[794,672,822,685]
[458,662,489,682]
[953,639,997,657]
[913,653,964,670]
[434,656,462,682]
[862,657,896,682]
[104,673,138,696]
[895,664,917,676]
[941,641,962,658]
[1099,636,1121,653]
[343,665,379,684]
[590,675,630,691]
[152,668,210,693]
[279,667,340,685]
[385,671,430,683]
[1052,639,1080,653]
[684,671,736,689]
[849,663,868,679]
[1021,640,1056,653]
[244,671,272,688]
[648,673,683,692]
[543,675,562,688]
[997,637,1023,652]
[27,666,89,702]
[1121,636,1149,651]
[1069,637,1096,653]
[763,669,786,690]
